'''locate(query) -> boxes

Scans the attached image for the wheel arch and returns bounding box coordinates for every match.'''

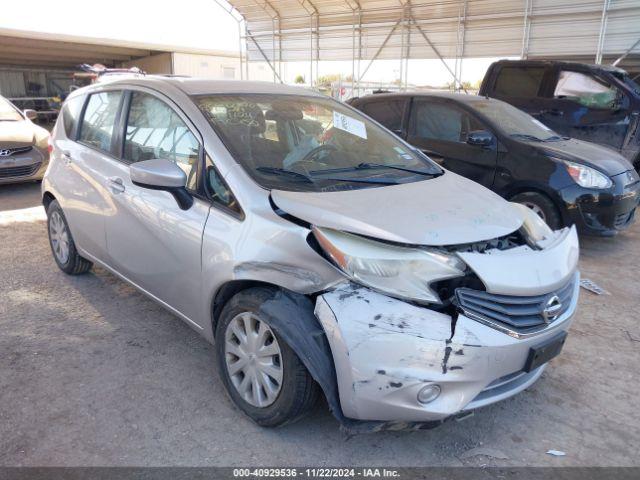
[42,191,56,211]
[211,281,347,425]
[502,182,569,226]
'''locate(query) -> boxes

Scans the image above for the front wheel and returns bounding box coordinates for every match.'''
[510,191,562,230]
[46,200,93,275]
[216,287,320,427]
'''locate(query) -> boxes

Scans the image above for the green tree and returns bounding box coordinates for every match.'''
[294,74,305,84]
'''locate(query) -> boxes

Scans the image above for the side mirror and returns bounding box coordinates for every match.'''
[130,159,193,210]
[467,130,494,147]
[24,109,38,120]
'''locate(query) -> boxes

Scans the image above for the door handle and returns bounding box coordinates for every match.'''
[541,108,564,116]
[107,176,126,194]
[62,151,72,165]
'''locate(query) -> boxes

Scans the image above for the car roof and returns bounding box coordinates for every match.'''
[490,59,627,74]
[355,91,498,105]
[73,75,325,98]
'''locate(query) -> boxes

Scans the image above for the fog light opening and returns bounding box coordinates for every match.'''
[417,384,441,404]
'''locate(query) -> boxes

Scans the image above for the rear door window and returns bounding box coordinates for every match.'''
[124,91,201,191]
[494,66,546,97]
[61,95,85,138]
[554,70,619,109]
[409,101,482,143]
[78,91,123,154]
[361,99,406,132]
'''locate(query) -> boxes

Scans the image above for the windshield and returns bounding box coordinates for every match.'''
[470,98,561,142]
[195,94,442,192]
[0,97,23,122]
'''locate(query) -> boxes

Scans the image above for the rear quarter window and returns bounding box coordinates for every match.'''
[61,95,85,139]
[494,66,546,97]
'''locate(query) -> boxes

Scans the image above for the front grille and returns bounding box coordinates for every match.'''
[0,146,33,156]
[614,210,635,229]
[0,163,40,178]
[455,274,576,334]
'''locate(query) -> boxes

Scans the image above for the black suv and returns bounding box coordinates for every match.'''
[479,60,640,170]
[348,92,639,235]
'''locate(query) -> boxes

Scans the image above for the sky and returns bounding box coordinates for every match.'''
[1,0,502,87]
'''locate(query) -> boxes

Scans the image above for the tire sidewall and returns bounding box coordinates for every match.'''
[46,201,79,272]
[215,288,313,426]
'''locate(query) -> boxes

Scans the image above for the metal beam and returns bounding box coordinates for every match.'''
[357,19,403,83]
[409,17,468,94]
[521,0,533,59]
[595,0,611,64]
[612,37,640,67]
[246,29,284,83]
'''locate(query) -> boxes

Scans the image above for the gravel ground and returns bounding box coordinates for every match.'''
[1,182,638,467]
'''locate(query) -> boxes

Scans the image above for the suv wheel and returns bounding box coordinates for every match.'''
[510,191,562,230]
[46,200,93,275]
[216,287,320,427]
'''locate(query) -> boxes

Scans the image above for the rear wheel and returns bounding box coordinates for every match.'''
[216,287,320,427]
[46,200,93,275]
[510,191,562,230]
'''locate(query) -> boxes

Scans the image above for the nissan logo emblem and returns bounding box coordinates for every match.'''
[542,295,563,323]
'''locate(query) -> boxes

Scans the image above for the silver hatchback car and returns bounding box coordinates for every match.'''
[43,77,580,430]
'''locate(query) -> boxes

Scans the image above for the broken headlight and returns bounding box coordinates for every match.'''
[511,202,553,246]
[312,226,466,304]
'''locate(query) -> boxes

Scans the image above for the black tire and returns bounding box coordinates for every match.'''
[46,200,93,275]
[510,191,563,230]
[215,287,320,427]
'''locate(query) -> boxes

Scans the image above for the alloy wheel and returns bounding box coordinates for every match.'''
[49,211,70,264]
[224,312,283,408]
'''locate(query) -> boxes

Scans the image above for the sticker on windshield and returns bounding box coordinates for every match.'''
[333,111,367,139]
[531,118,553,131]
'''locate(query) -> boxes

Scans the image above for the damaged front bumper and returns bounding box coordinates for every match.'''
[314,228,580,423]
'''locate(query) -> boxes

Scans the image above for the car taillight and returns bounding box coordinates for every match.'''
[47,136,53,154]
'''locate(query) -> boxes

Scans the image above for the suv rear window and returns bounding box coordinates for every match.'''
[494,66,545,97]
[61,95,85,138]
[78,91,122,154]
[361,100,405,132]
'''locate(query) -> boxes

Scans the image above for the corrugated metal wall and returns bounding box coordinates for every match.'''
[228,0,640,63]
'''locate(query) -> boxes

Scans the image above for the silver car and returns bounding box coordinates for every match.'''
[42,77,580,429]
[0,95,50,184]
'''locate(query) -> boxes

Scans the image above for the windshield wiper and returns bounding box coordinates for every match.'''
[256,166,313,183]
[312,176,401,185]
[355,162,442,177]
[545,135,570,141]
[510,133,544,142]
[310,162,441,177]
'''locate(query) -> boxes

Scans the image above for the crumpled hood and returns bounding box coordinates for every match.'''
[271,171,523,246]
[538,138,633,176]
[0,120,37,148]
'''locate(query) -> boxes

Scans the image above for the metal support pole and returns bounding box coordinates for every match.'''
[357,19,402,83]
[246,30,284,83]
[521,0,532,59]
[595,0,611,65]
[310,14,314,86]
[409,17,468,94]
[613,37,640,67]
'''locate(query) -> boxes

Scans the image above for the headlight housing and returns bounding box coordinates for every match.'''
[563,160,612,189]
[312,226,466,304]
[511,202,553,246]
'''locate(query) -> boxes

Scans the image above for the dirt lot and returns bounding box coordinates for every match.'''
[1,182,639,467]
